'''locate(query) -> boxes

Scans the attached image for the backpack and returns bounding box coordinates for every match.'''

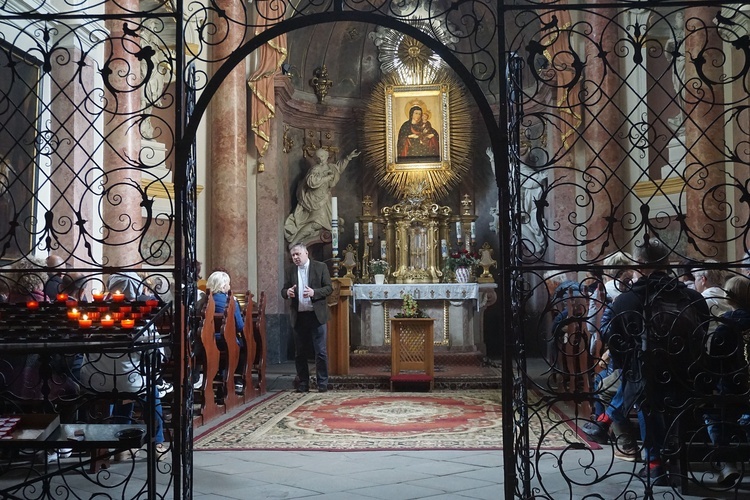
[640,288,705,405]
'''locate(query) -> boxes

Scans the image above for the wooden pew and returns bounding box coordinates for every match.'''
[240,291,257,402]
[195,292,223,425]
[217,291,241,410]
[252,291,267,395]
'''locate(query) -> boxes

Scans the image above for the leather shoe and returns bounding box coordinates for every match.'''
[296,386,309,393]
[318,387,328,393]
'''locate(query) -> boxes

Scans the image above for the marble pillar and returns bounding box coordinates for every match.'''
[102,0,142,268]
[50,46,95,267]
[684,7,727,260]
[584,6,624,261]
[209,0,248,291]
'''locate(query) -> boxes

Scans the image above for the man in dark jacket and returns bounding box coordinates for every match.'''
[605,237,708,484]
[282,243,333,392]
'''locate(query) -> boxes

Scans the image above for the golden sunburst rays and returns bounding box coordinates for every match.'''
[361,73,473,201]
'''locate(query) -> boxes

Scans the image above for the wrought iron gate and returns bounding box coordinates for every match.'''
[505,2,750,498]
[3,0,749,498]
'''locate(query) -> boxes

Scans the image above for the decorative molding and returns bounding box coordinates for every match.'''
[140,179,204,200]
[633,177,684,197]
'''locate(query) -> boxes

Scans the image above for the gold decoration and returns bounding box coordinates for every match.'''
[361,72,473,201]
[282,124,294,153]
[342,244,358,280]
[477,242,497,283]
[310,65,333,103]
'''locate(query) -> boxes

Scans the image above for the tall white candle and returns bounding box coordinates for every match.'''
[381,240,387,259]
[354,222,359,244]
[332,226,339,254]
[331,197,338,222]
[470,222,476,240]
[456,221,462,241]
[368,222,374,240]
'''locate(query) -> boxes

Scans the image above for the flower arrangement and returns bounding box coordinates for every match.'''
[394,293,428,318]
[444,249,479,271]
[369,259,389,275]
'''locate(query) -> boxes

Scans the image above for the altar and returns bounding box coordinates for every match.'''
[351,283,497,353]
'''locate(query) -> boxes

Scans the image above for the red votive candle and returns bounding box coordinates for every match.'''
[130,312,142,320]
[26,301,39,310]
[78,315,92,329]
[87,311,100,320]
[66,299,78,308]
[146,299,159,308]
[56,293,68,303]
[140,305,152,313]
[67,308,80,320]
[111,312,123,321]
[111,291,125,302]
[120,319,135,329]
[91,290,105,301]
[100,315,114,327]
[118,305,132,313]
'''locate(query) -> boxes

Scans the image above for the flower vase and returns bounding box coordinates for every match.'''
[374,274,385,285]
[455,267,471,283]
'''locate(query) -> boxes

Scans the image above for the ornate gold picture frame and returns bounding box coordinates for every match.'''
[386,84,450,172]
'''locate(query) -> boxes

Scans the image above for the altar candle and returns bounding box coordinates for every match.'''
[67,308,80,320]
[120,319,135,329]
[441,239,448,259]
[100,315,114,327]
[470,222,476,240]
[78,315,92,329]
[111,290,125,302]
[56,293,68,303]
[381,240,387,258]
[367,222,374,240]
[332,226,339,254]
[456,222,462,242]
[354,222,359,244]
[331,197,338,222]
[91,290,105,301]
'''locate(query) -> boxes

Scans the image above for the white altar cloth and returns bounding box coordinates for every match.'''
[352,283,480,312]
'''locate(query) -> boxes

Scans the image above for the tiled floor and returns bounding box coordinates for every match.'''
[191,363,747,499]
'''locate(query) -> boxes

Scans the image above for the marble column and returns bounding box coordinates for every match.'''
[684,7,727,260]
[50,46,95,267]
[583,6,624,262]
[209,0,248,291]
[102,0,142,269]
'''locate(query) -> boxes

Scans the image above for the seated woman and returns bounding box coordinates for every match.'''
[79,272,168,460]
[197,271,246,392]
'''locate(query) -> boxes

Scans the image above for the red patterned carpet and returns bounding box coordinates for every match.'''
[194,390,589,451]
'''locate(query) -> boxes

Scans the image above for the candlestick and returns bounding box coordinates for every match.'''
[367,222,374,240]
[456,221,462,242]
[120,319,135,329]
[441,239,448,259]
[67,308,80,320]
[380,240,387,259]
[470,222,476,240]
[100,315,114,327]
[78,315,92,329]
[354,222,359,244]
[91,290,105,301]
[111,290,125,302]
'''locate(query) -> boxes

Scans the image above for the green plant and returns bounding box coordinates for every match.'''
[394,293,428,318]
[369,259,389,275]
[444,249,479,271]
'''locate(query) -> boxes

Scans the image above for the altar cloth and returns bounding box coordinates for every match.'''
[352,284,480,312]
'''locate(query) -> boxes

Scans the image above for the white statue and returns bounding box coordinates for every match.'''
[487,145,547,256]
[284,148,360,245]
